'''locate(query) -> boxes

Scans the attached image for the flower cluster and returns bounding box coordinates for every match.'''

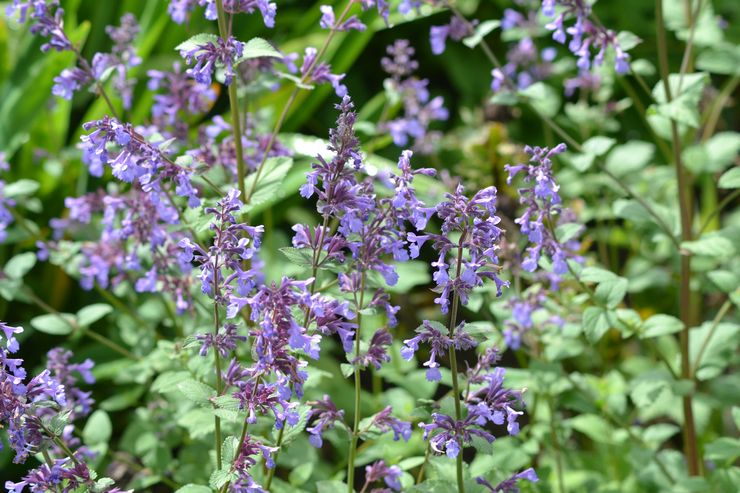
[180,35,245,86]
[542,0,630,74]
[401,320,475,381]
[319,4,366,32]
[0,153,15,243]
[168,0,276,28]
[491,9,557,92]
[147,63,217,140]
[504,289,564,349]
[418,353,525,459]
[1,322,125,492]
[430,14,474,55]
[362,460,403,492]
[380,40,449,153]
[506,144,583,281]
[476,468,539,492]
[414,184,508,313]
[179,189,262,306]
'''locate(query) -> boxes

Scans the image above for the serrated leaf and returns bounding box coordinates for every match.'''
[175,485,212,493]
[77,304,113,326]
[279,247,314,266]
[681,235,735,259]
[583,306,610,342]
[30,313,76,335]
[152,371,191,393]
[209,469,236,489]
[705,437,740,462]
[605,141,655,176]
[83,410,112,445]
[707,270,738,292]
[3,252,36,279]
[175,33,219,53]
[718,167,740,189]
[235,37,282,65]
[289,462,314,486]
[569,414,614,443]
[641,314,683,338]
[580,267,618,284]
[316,480,348,493]
[583,136,616,156]
[595,277,628,309]
[519,82,560,118]
[555,222,582,244]
[178,379,215,405]
[243,156,293,210]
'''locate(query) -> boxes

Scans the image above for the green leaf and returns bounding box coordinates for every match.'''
[696,44,740,75]
[707,270,738,292]
[3,179,39,198]
[630,379,670,408]
[316,480,349,493]
[175,33,219,53]
[518,82,560,118]
[718,167,740,189]
[583,306,610,342]
[580,267,618,284]
[209,469,237,490]
[340,363,355,378]
[77,304,113,326]
[605,141,655,176]
[681,234,735,260]
[617,31,643,50]
[243,156,293,210]
[83,410,112,445]
[569,414,614,443]
[178,379,215,405]
[279,247,314,266]
[30,313,75,335]
[582,136,616,156]
[595,277,628,309]
[641,314,684,338]
[555,222,582,244]
[649,73,709,128]
[3,252,36,279]
[222,436,239,464]
[239,37,282,60]
[175,485,212,493]
[289,462,314,486]
[152,371,191,393]
[705,437,740,462]
[462,20,500,48]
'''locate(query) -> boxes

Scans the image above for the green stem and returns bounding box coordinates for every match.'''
[447,233,467,493]
[215,0,247,198]
[244,0,356,204]
[264,216,331,490]
[547,395,566,493]
[212,254,223,469]
[692,300,732,377]
[655,0,700,476]
[347,271,367,493]
[23,287,139,360]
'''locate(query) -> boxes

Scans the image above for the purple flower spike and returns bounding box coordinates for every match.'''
[180,35,244,86]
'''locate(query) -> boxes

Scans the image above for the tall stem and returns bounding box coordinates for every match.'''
[215,0,247,198]
[655,0,700,476]
[347,272,367,493]
[244,0,356,204]
[264,216,331,489]
[212,253,223,469]
[447,233,466,493]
